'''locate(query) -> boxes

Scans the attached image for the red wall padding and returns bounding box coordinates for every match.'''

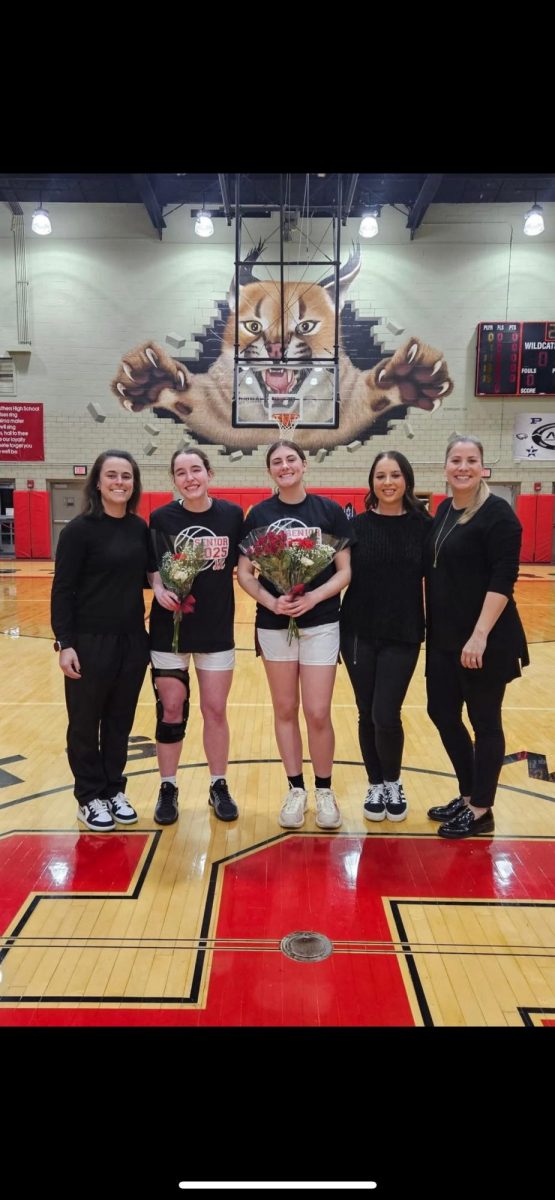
[516,495,537,563]
[13,491,51,558]
[14,492,32,559]
[137,492,173,522]
[430,493,448,516]
[534,495,555,563]
[30,491,51,558]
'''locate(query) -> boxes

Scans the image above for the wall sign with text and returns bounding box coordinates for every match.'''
[0,402,45,460]
[475,322,555,396]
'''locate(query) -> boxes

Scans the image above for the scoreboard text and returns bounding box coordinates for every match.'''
[475,322,555,396]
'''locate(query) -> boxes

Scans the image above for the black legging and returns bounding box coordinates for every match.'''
[340,634,420,783]
[426,646,506,809]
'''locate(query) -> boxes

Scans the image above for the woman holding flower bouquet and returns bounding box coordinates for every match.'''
[237,440,354,831]
[148,449,243,825]
[51,450,150,831]
[340,451,430,824]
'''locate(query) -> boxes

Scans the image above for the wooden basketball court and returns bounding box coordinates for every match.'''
[1,561,554,1027]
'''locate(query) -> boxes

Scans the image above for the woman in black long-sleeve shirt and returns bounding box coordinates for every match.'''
[51,450,150,831]
[340,452,430,822]
[425,436,529,839]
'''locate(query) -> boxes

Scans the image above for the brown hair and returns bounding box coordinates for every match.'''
[82,450,142,517]
[365,450,425,514]
[170,447,213,476]
[265,439,307,468]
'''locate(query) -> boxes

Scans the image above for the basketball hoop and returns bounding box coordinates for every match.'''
[272,411,300,437]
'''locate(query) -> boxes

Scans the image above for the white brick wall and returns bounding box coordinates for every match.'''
[1,201,554,496]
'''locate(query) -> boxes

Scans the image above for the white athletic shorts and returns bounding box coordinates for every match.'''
[256,622,339,665]
[150,648,235,672]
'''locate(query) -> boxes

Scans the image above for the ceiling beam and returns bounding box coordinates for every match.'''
[406,173,443,239]
[218,173,233,224]
[342,173,359,225]
[132,174,167,240]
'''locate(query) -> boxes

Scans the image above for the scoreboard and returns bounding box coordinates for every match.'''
[475,321,555,396]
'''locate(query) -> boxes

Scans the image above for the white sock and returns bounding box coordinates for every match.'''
[161,776,177,785]
[211,774,226,785]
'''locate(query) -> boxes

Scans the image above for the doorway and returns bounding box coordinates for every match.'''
[0,479,15,557]
[49,482,84,555]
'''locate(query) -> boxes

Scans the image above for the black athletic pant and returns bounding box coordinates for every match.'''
[340,634,420,783]
[426,646,506,809]
[64,631,149,806]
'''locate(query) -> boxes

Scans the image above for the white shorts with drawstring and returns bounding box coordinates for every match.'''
[150,648,235,672]
[256,622,339,665]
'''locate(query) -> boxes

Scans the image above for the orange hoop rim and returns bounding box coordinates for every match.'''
[272,412,300,434]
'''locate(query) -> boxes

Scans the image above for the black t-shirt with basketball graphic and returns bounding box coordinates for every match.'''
[240,492,355,631]
[149,498,243,653]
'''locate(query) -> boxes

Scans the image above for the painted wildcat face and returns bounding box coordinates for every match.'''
[223,279,335,400]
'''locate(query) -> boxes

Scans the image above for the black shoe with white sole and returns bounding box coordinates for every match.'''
[77,799,115,831]
[154,782,179,826]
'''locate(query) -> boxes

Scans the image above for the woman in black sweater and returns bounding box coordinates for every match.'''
[340,451,430,822]
[51,450,150,831]
[425,435,529,839]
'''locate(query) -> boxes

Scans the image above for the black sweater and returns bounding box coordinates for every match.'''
[425,495,529,680]
[51,512,150,644]
[340,509,429,645]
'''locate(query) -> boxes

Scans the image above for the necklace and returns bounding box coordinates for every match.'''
[433,503,464,568]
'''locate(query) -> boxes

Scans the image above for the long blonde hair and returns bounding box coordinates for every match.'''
[444,435,490,524]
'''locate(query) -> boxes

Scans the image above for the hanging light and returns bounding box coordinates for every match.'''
[31,203,52,236]
[195,210,214,238]
[359,208,380,239]
[523,202,544,237]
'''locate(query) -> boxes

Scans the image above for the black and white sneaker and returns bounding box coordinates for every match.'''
[363,784,387,822]
[108,792,138,825]
[208,778,238,821]
[154,782,179,826]
[384,780,408,822]
[77,798,115,831]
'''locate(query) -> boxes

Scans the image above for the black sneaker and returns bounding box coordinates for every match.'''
[154,782,179,826]
[208,778,238,821]
[384,780,408,822]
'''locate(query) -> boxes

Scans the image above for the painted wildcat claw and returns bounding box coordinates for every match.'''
[113,245,454,451]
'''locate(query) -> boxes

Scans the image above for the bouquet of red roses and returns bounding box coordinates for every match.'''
[240,525,348,643]
[153,533,206,654]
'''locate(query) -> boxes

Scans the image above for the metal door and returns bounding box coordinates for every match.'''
[50,483,84,555]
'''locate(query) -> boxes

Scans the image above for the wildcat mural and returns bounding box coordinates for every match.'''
[112,244,453,452]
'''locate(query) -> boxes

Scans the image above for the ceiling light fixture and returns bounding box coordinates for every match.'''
[523,201,544,237]
[359,207,380,239]
[31,199,52,236]
[195,210,214,238]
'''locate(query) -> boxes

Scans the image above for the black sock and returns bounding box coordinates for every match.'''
[315,775,332,789]
[287,774,305,790]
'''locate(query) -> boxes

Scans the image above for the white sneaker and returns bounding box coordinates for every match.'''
[363,784,387,822]
[315,787,342,830]
[108,791,138,825]
[279,787,308,829]
[384,780,408,822]
[77,798,115,831]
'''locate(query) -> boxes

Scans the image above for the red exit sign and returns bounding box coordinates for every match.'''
[482,467,491,478]
[73,465,87,476]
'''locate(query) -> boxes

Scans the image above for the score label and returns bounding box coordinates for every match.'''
[476,322,555,396]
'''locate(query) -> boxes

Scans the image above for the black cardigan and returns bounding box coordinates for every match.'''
[424,495,529,681]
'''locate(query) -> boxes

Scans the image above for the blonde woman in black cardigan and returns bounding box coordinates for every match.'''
[425,436,529,839]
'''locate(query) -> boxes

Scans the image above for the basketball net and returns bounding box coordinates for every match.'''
[272,411,300,438]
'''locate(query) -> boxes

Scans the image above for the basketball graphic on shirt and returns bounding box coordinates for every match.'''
[175,524,229,571]
[267,517,322,544]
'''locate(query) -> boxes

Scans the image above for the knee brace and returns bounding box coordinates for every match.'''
[151,667,190,744]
